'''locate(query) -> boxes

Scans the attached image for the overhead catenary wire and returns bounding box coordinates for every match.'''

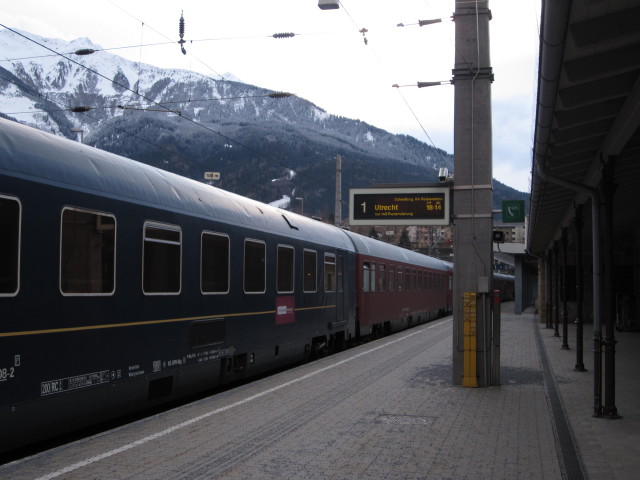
[0,24,295,173]
[2,1,458,112]
[3,0,344,183]
[0,71,104,123]
[393,2,473,146]
[1,92,294,116]
[1,1,456,183]
[0,27,361,65]
[393,88,439,152]
[0,71,288,180]
[3,2,444,175]
[0,41,175,63]
[332,3,451,166]
[0,70,233,174]
[0,25,180,114]
[137,20,144,94]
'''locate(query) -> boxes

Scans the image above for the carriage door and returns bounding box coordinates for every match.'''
[336,253,345,324]
[324,252,344,326]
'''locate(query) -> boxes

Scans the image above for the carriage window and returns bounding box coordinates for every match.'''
[389,265,395,291]
[370,263,376,292]
[324,253,336,292]
[60,207,115,295]
[405,268,411,291]
[379,264,386,292]
[362,262,370,293]
[303,250,317,292]
[277,245,295,293]
[337,255,344,293]
[244,239,266,293]
[201,232,229,293]
[0,196,20,295]
[143,222,180,294]
[397,267,402,291]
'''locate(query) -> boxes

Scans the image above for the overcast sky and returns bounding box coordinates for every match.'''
[1,0,540,193]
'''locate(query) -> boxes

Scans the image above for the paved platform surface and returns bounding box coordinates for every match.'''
[540,309,640,480]
[1,303,639,479]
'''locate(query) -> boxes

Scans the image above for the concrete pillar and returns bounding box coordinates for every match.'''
[451,1,495,386]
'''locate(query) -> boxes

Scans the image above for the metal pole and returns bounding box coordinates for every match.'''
[561,228,570,349]
[602,157,619,418]
[71,128,84,143]
[546,253,553,329]
[574,204,586,371]
[335,155,342,226]
[554,241,560,337]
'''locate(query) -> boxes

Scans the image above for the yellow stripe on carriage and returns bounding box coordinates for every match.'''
[0,305,336,337]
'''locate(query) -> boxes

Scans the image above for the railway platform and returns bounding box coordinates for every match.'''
[2,303,639,480]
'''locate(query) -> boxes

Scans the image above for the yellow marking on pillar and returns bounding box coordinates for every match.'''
[462,292,478,387]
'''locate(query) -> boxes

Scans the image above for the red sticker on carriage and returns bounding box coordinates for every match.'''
[275,297,295,325]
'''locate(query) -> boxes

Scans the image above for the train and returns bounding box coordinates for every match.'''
[494,273,515,303]
[0,117,509,454]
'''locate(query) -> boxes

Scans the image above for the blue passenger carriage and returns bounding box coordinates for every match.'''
[0,118,356,451]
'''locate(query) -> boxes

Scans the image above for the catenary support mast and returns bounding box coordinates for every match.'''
[451,0,496,386]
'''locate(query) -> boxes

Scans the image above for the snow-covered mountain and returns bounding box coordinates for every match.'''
[0,28,451,173]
